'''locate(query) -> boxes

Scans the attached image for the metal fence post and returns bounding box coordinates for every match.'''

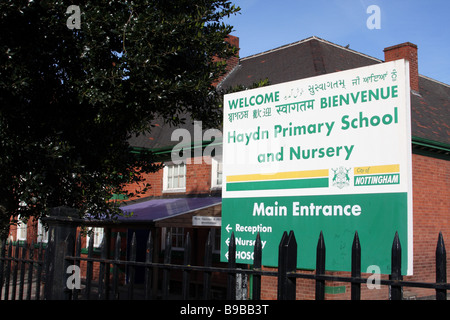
[112,233,122,300]
[252,232,262,300]
[436,232,447,300]
[278,231,297,300]
[145,231,154,300]
[181,232,191,300]
[203,231,213,300]
[390,231,402,300]
[351,231,361,300]
[162,231,171,300]
[277,231,288,299]
[128,233,137,300]
[315,231,326,300]
[227,232,236,300]
[0,239,5,299]
[42,206,81,300]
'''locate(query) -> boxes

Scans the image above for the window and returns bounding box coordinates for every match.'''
[211,228,221,254]
[163,163,186,191]
[37,220,48,243]
[170,227,185,250]
[86,227,104,248]
[211,156,223,188]
[17,219,27,241]
[161,227,185,251]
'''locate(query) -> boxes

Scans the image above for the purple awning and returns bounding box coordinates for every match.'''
[119,197,222,223]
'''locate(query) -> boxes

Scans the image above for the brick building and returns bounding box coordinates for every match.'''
[123,36,450,299]
[8,35,449,299]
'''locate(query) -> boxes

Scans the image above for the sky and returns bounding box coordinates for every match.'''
[224,0,450,85]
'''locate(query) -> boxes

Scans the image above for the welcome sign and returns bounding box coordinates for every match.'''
[221,59,413,275]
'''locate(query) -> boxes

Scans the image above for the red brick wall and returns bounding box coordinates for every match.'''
[7,216,40,242]
[406,153,450,298]
[121,164,164,199]
[122,156,215,201]
[186,157,212,194]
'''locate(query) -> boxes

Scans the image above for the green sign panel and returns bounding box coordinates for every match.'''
[221,60,413,275]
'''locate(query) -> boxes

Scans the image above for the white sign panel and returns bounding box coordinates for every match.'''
[193,216,221,227]
[221,59,413,275]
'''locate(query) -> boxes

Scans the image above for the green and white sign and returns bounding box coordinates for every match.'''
[220,59,413,275]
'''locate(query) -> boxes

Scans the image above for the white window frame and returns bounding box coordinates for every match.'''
[37,220,48,243]
[16,218,27,241]
[161,227,185,251]
[163,162,186,192]
[211,156,223,189]
[86,227,104,248]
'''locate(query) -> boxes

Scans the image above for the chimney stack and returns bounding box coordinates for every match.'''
[384,42,419,92]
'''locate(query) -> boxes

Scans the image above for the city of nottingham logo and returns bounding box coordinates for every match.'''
[331,167,351,189]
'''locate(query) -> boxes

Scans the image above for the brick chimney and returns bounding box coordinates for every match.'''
[213,35,239,86]
[383,42,419,92]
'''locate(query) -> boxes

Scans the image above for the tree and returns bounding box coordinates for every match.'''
[0,0,240,235]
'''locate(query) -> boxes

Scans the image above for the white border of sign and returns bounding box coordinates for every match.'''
[221,59,413,275]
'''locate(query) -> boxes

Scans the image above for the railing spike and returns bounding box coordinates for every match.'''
[390,231,402,300]
[316,231,326,300]
[436,232,447,300]
[351,231,361,300]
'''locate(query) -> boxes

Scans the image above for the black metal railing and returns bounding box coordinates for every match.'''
[0,240,46,300]
[0,223,449,300]
[63,229,449,300]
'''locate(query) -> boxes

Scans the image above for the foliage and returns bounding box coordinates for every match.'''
[0,0,239,234]
[220,78,270,94]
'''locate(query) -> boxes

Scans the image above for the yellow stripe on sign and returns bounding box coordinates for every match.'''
[354,164,400,175]
[226,169,329,183]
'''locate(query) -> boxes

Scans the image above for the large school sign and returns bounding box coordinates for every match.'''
[220,59,413,275]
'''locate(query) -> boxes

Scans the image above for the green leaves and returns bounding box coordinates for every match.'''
[0,0,239,231]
